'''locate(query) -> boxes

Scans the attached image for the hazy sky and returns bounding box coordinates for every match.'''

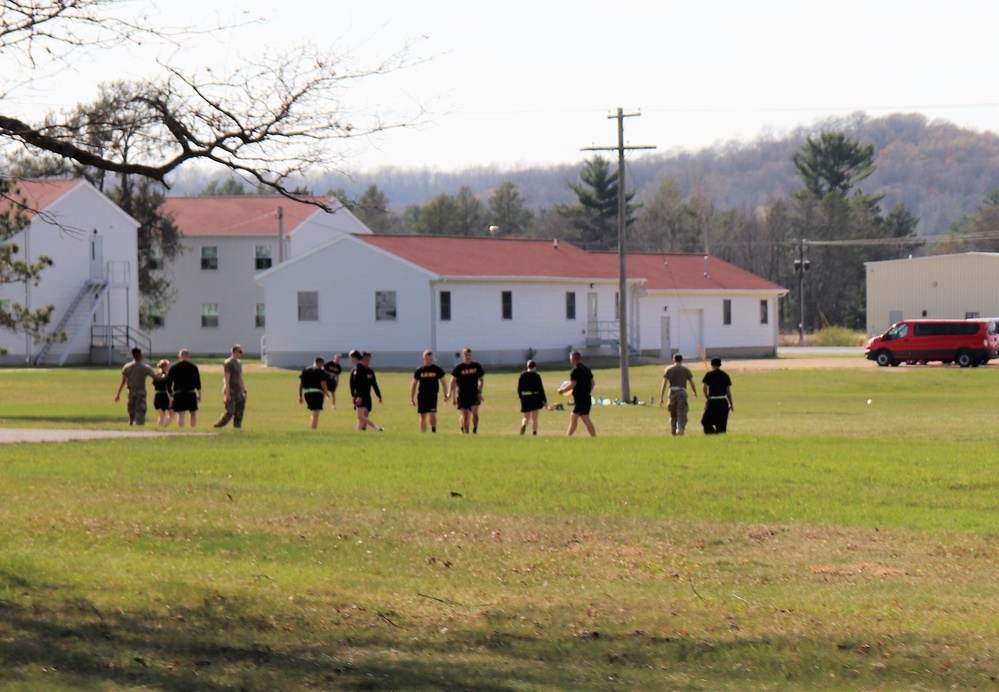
[7,0,999,172]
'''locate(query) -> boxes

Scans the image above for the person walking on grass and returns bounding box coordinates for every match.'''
[166,348,202,428]
[214,344,247,429]
[350,349,384,432]
[299,356,331,430]
[701,357,734,434]
[323,352,342,410]
[557,350,596,437]
[114,347,158,426]
[153,359,175,427]
[449,347,485,434]
[410,350,447,432]
[517,359,547,435]
[659,353,698,436]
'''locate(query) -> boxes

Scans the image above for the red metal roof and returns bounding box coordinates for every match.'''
[356,235,785,291]
[594,251,786,291]
[1,179,83,215]
[160,195,330,236]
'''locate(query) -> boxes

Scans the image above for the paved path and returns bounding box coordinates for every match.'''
[0,428,211,444]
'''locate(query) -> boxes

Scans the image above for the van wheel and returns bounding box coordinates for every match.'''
[973,360,981,367]
[875,350,894,367]
[956,350,974,368]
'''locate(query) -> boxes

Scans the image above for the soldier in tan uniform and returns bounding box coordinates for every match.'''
[114,348,158,425]
[658,353,698,436]
[213,344,247,428]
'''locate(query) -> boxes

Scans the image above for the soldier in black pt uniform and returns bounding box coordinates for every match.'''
[410,350,447,432]
[299,356,331,430]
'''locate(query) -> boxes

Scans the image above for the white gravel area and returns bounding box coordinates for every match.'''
[0,428,211,444]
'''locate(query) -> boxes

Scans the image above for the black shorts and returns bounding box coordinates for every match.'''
[304,391,325,411]
[172,391,198,412]
[328,377,338,392]
[573,395,592,416]
[417,395,438,414]
[153,392,170,411]
[355,395,373,411]
[520,394,545,413]
[457,392,480,411]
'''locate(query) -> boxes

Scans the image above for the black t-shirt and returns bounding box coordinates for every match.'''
[300,366,327,390]
[517,370,546,401]
[324,361,342,379]
[702,369,732,397]
[351,363,382,399]
[570,362,594,397]
[166,360,201,393]
[413,364,446,398]
[451,361,485,397]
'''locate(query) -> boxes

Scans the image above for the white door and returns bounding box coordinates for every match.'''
[678,308,703,363]
[90,235,104,282]
[587,292,598,335]
[660,316,671,360]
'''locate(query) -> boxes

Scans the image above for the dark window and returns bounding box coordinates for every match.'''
[375,291,397,321]
[502,291,512,320]
[913,321,979,337]
[201,303,219,328]
[723,299,732,326]
[566,292,576,320]
[760,299,768,325]
[201,246,218,270]
[440,291,451,321]
[298,291,319,321]
[255,245,273,270]
[255,303,265,328]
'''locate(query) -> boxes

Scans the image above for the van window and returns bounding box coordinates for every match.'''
[913,322,979,337]
[885,323,908,340]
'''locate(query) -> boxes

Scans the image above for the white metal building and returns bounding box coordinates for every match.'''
[0,179,141,366]
[151,195,371,357]
[866,252,999,336]
[256,235,787,369]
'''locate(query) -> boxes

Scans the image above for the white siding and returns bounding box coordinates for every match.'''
[151,236,272,356]
[0,182,139,364]
[866,254,999,336]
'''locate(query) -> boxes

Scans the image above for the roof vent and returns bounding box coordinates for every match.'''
[553,239,559,250]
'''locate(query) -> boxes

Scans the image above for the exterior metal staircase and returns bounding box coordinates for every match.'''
[33,280,109,366]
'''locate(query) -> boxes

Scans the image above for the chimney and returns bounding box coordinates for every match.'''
[553,239,559,250]
[703,255,709,278]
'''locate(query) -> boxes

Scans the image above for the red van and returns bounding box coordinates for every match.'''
[865,319,998,367]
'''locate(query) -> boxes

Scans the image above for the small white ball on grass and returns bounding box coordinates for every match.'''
[867,399,872,405]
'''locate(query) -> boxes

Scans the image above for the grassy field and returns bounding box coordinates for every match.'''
[1,360,999,689]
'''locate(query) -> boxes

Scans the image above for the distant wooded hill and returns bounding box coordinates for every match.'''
[171,112,999,236]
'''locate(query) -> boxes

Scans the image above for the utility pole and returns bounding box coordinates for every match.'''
[793,239,810,344]
[582,108,655,402]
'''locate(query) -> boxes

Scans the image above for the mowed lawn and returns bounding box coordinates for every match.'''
[1,359,999,690]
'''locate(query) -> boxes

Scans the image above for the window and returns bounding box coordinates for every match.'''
[440,290,451,321]
[255,245,273,270]
[201,303,219,328]
[501,291,512,320]
[255,303,266,328]
[723,299,732,326]
[298,291,319,321]
[566,292,576,320]
[148,305,164,328]
[615,292,620,320]
[0,298,11,313]
[201,246,218,270]
[375,291,397,321]
[148,244,164,270]
[966,311,980,319]
[760,299,769,325]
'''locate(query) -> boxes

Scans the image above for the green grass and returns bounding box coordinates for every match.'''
[1,361,999,689]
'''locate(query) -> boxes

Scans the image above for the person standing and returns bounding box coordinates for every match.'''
[214,344,247,428]
[299,356,331,430]
[557,350,596,437]
[517,359,547,435]
[448,347,485,434]
[351,350,384,432]
[659,353,698,436]
[166,348,202,428]
[153,359,175,427]
[114,347,158,426]
[323,352,343,410]
[410,350,447,432]
[701,357,734,434]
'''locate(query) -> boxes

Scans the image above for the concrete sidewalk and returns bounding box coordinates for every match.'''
[0,428,211,444]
